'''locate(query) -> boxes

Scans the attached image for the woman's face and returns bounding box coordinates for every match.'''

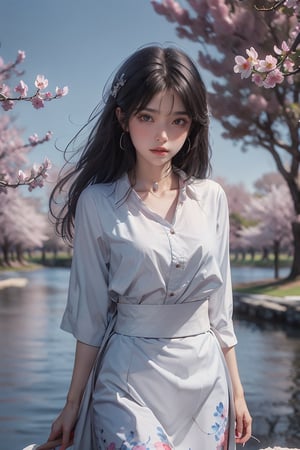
[127,90,192,170]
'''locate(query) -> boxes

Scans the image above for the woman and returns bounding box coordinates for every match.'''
[47,44,252,450]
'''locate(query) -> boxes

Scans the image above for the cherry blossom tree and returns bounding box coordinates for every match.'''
[152,0,300,279]
[0,190,48,266]
[0,48,68,266]
[0,115,56,265]
[40,220,70,265]
[253,171,286,194]
[239,183,295,278]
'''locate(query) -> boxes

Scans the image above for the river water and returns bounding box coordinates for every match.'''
[0,267,299,450]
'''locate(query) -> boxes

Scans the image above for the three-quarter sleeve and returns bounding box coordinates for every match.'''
[60,187,111,347]
[208,186,238,348]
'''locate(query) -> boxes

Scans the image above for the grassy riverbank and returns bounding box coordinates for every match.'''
[233,277,300,297]
[230,253,300,297]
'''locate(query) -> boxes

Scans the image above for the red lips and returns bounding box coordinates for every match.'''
[150,147,169,156]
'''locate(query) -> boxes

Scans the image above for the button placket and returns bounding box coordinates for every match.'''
[167,226,186,298]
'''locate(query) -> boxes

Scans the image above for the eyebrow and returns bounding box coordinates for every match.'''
[141,107,190,116]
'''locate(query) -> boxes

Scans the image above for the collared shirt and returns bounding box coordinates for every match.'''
[61,171,237,348]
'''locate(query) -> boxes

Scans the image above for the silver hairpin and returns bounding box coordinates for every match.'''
[111,73,126,98]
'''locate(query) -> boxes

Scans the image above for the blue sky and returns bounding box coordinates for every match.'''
[1,0,276,196]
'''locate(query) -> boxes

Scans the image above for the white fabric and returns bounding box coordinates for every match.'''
[115,299,210,337]
[61,172,238,450]
[22,446,39,450]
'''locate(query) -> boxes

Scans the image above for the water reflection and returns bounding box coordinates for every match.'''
[235,320,300,448]
[0,268,299,450]
[231,266,290,284]
[0,269,75,450]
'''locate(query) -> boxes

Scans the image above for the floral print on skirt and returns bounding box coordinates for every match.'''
[92,331,235,450]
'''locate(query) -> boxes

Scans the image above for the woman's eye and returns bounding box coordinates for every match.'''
[173,118,188,126]
[137,114,152,122]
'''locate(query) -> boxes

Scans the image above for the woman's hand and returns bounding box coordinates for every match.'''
[46,400,79,450]
[234,395,252,445]
[221,346,252,445]
[43,341,99,450]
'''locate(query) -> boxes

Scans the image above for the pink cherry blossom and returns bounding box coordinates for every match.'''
[274,40,290,55]
[28,178,41,191]
[16,50,26,63]
[31,95,44,109]
[44,157,52,169]
[252,72,265,87]
[17,170,26,182]
[28,131,52,146]
[27,158,52,191]
[0,83,11,97]
[256,54,277,72]
[34,74,48,90]
[233,56,252,78]
[234,47,259,78]
[263,68,284,88]
[55,86,69,97]
[246,46,259,64]
[14,80,28,97]
[1,100,14,111]
[28,133,39,145]
[283,58,295,72]
[42,91,53,100]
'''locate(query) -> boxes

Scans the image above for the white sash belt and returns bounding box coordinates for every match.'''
[115,299,210,338]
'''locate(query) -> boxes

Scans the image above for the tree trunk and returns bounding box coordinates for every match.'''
[261,247,269,261]
[287,222,300,279]
[273,240,279,280]
[2,242,10,266]
[249,248,255,261]
[16,244,24,264]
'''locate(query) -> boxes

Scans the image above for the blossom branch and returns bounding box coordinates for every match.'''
[0,157,52,193]
[0,130,53,165]
[234,36,299,88]
[0,88,68,105]
[0,50,25,79]
[233,0,300,87]
[0,73,68,111]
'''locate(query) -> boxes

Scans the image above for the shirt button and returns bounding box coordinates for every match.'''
[175,263,181,268]
[170,229,175,234]
[169,292,175,297]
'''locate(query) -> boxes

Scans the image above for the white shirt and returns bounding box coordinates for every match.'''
[61,171,237,348]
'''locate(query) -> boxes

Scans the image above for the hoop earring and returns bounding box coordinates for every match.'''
[184,137,191,154]
[119,132,127,151]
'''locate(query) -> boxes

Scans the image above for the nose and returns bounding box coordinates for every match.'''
[155,128,168,143]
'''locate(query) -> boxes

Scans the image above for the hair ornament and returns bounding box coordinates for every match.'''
[111,73,126,98]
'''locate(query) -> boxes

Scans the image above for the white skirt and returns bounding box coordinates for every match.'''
[72,302,236,450]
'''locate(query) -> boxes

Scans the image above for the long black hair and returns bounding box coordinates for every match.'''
[49,44,211,243]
